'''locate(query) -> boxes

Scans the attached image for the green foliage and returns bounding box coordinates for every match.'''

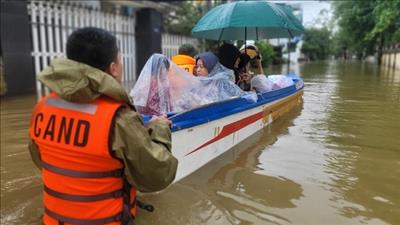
[366,0,400,43]
[332,1,376,57]
[331,29,352,59]
[255,42,274,66]
[301,28,331,61]
[163,2,203,36]
[163,1,227,36]
[332,0,400,61]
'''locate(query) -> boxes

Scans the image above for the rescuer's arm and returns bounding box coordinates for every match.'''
[111,107,178,192]
[28,140,42,169]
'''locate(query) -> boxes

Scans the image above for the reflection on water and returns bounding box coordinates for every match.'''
[136,104,304,225]
[1,61,400,225]
[324,62,400,224]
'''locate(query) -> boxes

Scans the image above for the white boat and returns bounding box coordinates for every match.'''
[168,76,304,181]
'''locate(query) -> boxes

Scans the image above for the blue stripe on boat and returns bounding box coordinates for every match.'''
[141,79,304,132]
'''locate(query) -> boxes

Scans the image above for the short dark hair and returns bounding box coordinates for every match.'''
[66,27,118,71]
[178,44,198,57]
[218,43,240,70]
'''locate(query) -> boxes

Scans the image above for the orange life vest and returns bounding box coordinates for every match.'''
[29,93,136,225]
[171,54,196,75]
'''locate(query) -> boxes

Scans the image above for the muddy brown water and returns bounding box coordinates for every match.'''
[1,61,399,225]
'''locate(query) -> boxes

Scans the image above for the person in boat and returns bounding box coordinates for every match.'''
[237,71,252,91]
[132,54,208,115]
[131,53,257,115]
[236,53,252,91]
[195,52,218,77]
[217,43,240,72]
[171,43,198,75]
[199,77,256,106]
[195,51,235,82]
[217,43,246,84]
[136,55,173,115]
[195,52,249,101]
[240,44,265,76]
[28,27,178,225]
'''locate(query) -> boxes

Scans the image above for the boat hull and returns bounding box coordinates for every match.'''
[172,89,303,182]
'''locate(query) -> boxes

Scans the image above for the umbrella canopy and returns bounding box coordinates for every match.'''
[192,1,305,41]
[276,3,304,32]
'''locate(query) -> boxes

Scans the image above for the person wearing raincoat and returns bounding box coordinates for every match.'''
[28,27,177,225]
[131,53,257,116]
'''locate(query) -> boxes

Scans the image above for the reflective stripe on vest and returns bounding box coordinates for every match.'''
[44,184,123,202]
[41,160,123,178]
[45,207,122,225]
[29,93,136,225]
[46,97,98,115]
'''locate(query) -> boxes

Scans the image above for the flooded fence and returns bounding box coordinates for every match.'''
[28,0,136,98]
[382,45,400,70]
[161,33,200,59]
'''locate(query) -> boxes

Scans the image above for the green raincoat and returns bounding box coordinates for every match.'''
[29,58,178,192]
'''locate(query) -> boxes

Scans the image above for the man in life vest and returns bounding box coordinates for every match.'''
[171,44,198,75]
[28,27,178,225]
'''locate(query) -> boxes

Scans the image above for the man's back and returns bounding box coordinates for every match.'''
[29,27,177,225]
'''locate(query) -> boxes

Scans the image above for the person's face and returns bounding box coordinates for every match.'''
[108,51,123,83]
[196,59,209,77]
[240,70,251,81]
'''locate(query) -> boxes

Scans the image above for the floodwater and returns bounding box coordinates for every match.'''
[1,61,399,225]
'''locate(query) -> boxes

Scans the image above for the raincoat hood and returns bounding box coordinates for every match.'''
[38,58,131,104]
[195,52,218,73]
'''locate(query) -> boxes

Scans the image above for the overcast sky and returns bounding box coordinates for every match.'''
[271,0,333,28]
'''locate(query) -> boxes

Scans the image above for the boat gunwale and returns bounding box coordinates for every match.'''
[170,79,304,131]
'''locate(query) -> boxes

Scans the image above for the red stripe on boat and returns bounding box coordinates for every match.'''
[185,111,263,156]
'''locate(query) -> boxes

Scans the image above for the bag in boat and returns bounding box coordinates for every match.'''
[268,75,295,90]
[251,74,274,93]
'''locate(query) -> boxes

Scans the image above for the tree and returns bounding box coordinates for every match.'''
[163,1,203,36]
[163,1,226,36]
[366,0,400,64]
[333,0,400,64]
[162,1,226,51]
[255,41,275,66]
[331,29,352,59]
[333,1,376,59]
[366,0,400,43]
[301,28,331,61]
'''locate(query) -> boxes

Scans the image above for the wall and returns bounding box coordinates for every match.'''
[382,46,399,70]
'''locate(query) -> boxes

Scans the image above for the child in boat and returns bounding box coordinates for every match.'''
[133,55,173,115]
